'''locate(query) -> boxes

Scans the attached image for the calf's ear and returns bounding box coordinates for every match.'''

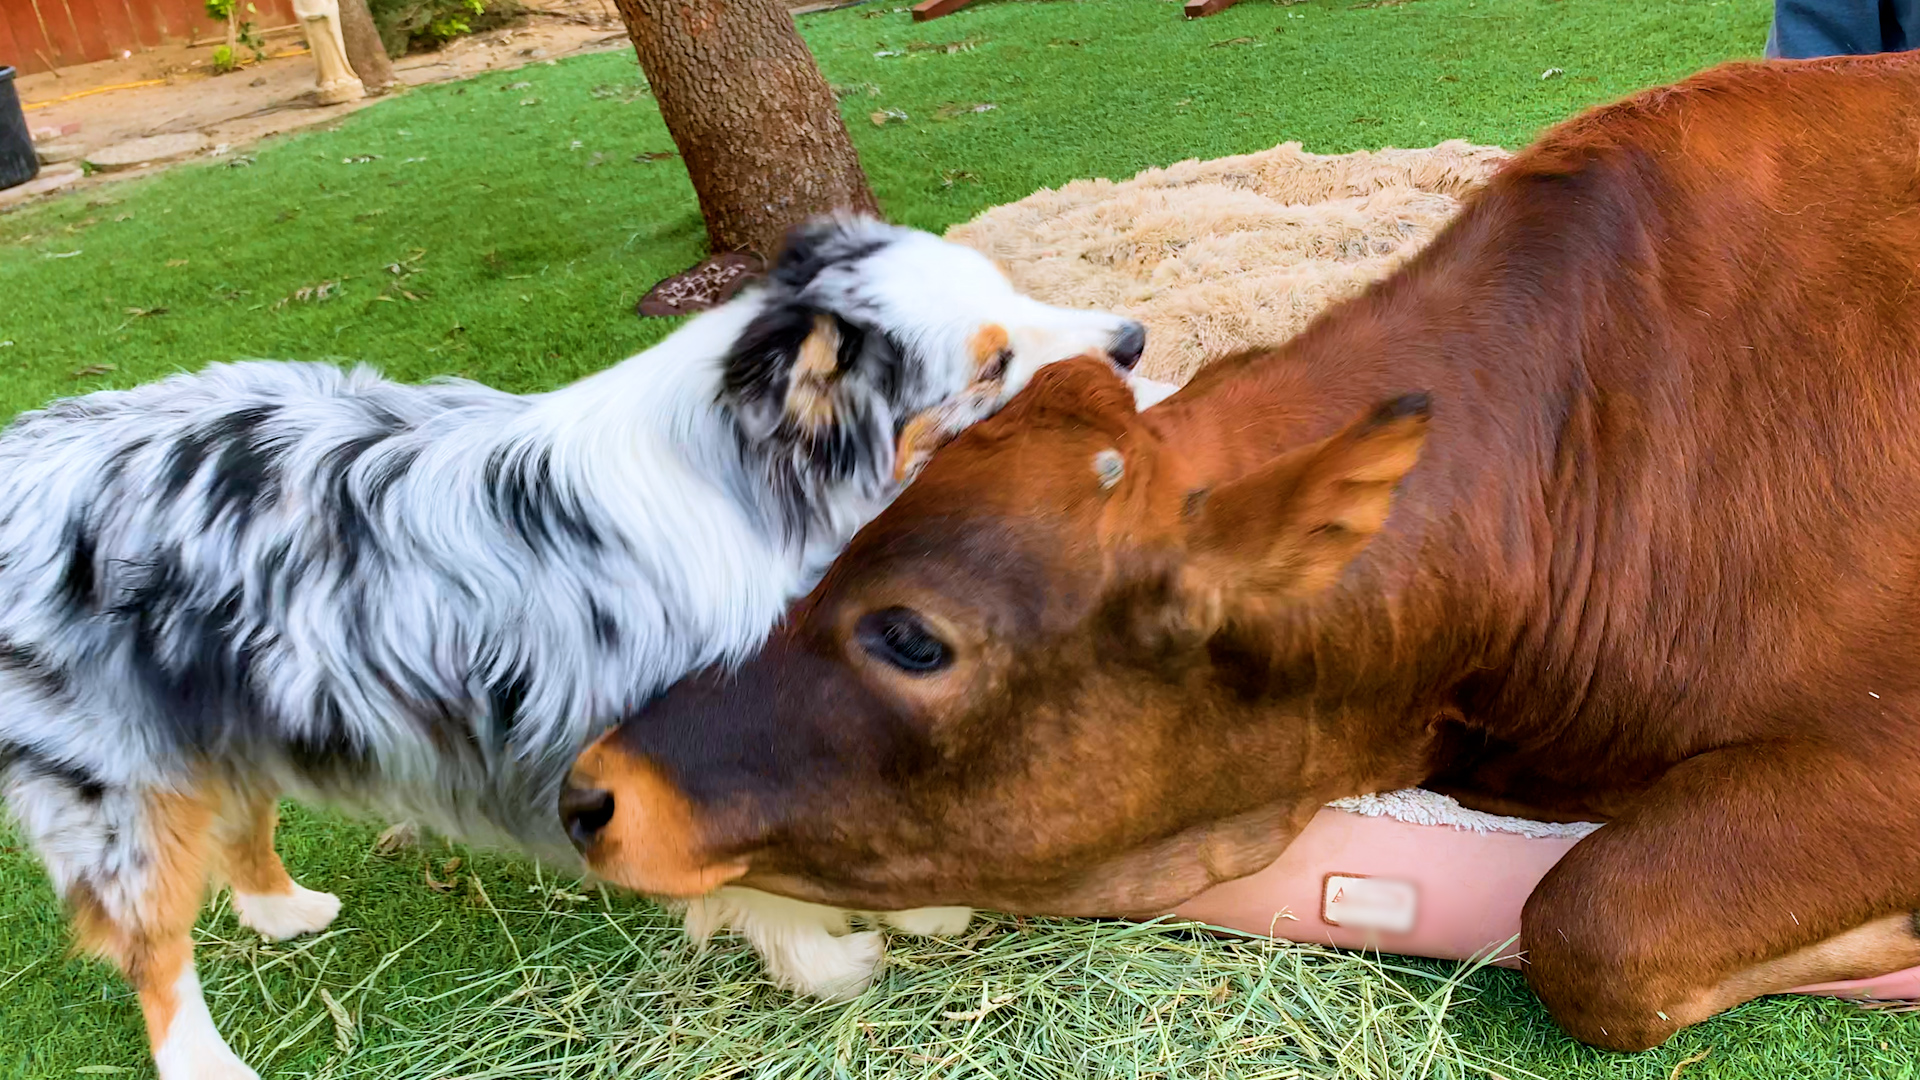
[1182,393,1431,604]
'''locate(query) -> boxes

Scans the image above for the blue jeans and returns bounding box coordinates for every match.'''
[1767,0,1920,57]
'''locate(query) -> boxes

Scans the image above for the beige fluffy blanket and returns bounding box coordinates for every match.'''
[948,139,1510,386]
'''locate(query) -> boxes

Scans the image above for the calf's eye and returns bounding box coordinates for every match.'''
[856,608,952,673]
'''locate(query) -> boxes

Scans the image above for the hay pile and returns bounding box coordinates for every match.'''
[949,140,1510,386]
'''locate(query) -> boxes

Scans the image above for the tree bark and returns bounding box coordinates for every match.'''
[612,0,880,263]
[335,0,397,95]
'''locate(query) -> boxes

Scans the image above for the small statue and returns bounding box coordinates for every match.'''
[293,0,366,105]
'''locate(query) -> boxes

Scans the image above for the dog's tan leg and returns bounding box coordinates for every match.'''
[215,786,340,941]
[66,786,261,1080]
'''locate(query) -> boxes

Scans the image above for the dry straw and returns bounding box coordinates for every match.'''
[187,870,1531,1080]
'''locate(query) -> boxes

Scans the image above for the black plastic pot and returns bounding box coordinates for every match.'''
[0,66,39,191]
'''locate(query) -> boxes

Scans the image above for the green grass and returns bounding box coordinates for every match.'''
[7,0,1909,1076]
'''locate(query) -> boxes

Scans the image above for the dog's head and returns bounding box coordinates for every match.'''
[720,216,1146,520]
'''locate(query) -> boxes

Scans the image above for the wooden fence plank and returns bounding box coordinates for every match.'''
[31,0,88,69]
[118,0,169,49]
[64,0,122,62]
[0,12,25,78]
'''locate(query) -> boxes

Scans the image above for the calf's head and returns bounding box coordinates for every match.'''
[564,359,1435,915]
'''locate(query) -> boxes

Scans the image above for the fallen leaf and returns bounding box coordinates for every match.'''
[931,102,996,121]
[871,108,909,126]
[274,280,340,309]
[70,363,116,378]
[633,151,676,162]
[372,821,419,854]
[907,36,984,54]
[502,80,533,90]
[1210,36,1257,46]
[44,250,82,259]
[166,258,189,267]
[590,82,648,102]
[423,864,459,892]
[123,306,167,318]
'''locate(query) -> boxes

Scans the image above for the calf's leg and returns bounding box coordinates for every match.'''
[1522,740,1920,1050]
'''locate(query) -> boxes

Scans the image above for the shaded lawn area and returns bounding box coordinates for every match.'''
[8,0,1914,1077]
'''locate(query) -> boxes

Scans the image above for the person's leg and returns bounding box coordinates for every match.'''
[1769,0,1888,58]
[1885,0,1920,50]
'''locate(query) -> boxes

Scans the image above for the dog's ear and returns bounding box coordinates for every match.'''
[767,215,892,293]
[722,303,872,444]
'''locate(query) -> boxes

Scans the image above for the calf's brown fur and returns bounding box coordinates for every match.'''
[569,53,1920,1049]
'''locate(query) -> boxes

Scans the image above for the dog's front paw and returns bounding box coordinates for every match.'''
[880,906,974,937]
[232,884,341,941]
[767,928,885,1002]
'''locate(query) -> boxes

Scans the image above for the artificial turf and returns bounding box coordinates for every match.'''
[7,0,1913,1076]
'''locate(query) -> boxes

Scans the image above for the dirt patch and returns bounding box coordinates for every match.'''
[7,0,629,203]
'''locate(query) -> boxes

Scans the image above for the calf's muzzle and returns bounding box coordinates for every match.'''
[561,735,749,897]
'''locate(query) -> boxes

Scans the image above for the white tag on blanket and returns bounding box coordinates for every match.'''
[1321,874,1417,933]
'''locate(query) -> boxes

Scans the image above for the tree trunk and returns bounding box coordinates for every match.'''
[336,0,397,95]
[612,0,880,264]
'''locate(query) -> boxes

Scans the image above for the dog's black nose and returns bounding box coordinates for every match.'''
[1109,321,1147,370]
[559,786,616,851]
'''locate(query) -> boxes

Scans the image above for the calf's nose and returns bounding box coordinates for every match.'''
[558,739,752,896]
[559,785,616,851]
[1109,320,1147,371]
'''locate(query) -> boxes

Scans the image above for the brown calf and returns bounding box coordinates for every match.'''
[568,53,1920,1049]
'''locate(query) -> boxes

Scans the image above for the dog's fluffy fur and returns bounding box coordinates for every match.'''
[0,215,1147,1080]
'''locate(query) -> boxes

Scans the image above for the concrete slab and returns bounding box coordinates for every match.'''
[0,164,84,207]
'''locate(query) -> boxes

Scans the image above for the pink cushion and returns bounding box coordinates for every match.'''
[1170,806,1920,1000]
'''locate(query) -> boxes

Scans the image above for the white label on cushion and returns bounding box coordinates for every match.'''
[1322,875,1417,933]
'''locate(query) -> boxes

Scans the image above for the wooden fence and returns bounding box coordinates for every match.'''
[1,0,300,76]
